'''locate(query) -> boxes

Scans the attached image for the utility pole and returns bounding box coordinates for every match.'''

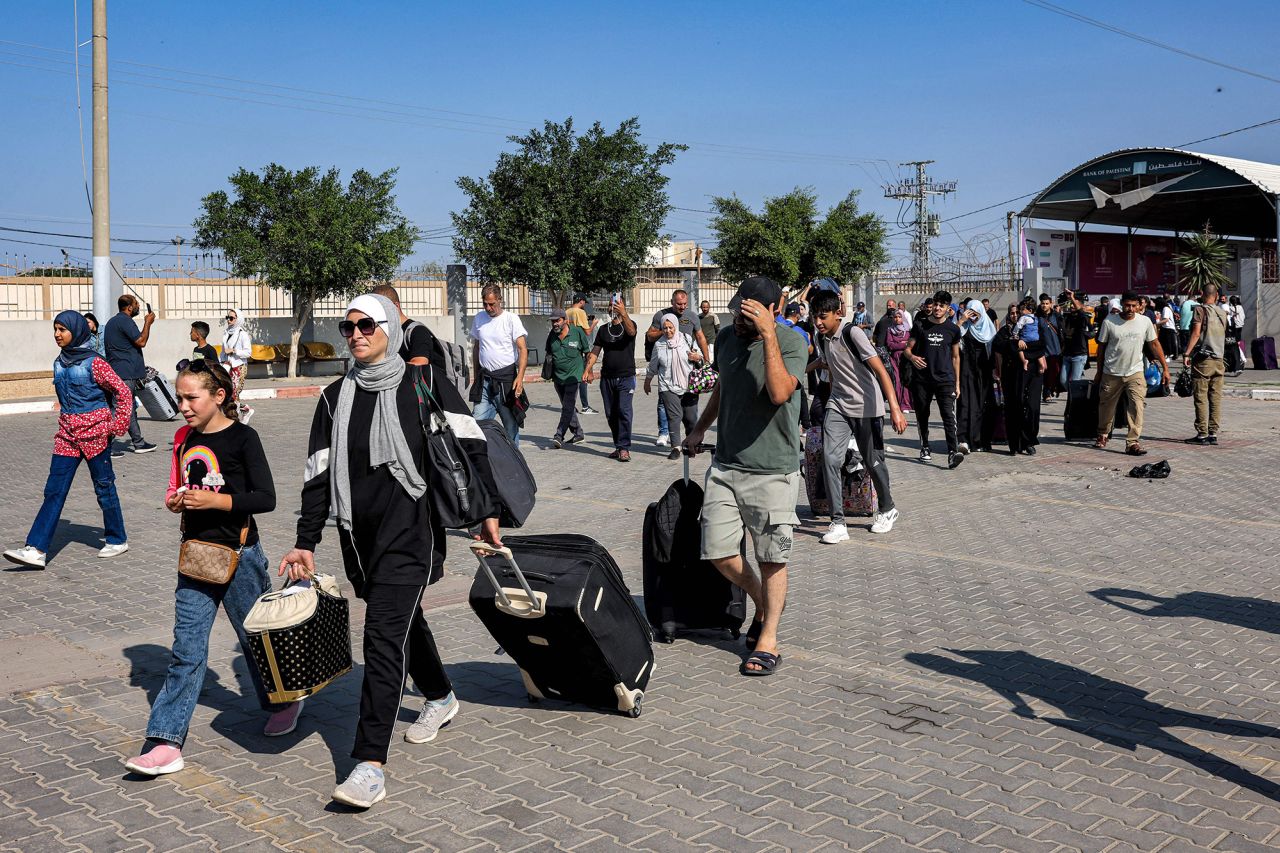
[884,160,956,288]
[91,0,112,321]
[1007,211,1016,289]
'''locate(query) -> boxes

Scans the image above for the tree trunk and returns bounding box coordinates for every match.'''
[290,297,313,379]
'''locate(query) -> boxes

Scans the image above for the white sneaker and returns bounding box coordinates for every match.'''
[871,508,899,534]
[957,442,971,455]
[4,546,46,569]
[655,434,671,447]
[820,522,849,544]
[404,693,459,744]
[579,407,598,415]
[332,762,386,809]
[240,407,255,425]
[98,543,130,559]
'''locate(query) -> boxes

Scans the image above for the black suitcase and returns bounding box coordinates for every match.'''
[469,537,653,716]
[1252,336,1277,370]
[642,456,747,644]
[1064,379,1126,440]
[136,371,179,420]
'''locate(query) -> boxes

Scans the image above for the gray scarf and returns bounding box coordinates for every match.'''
[330,294,428,531]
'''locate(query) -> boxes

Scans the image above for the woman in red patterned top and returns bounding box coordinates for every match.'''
[4,311,133,569]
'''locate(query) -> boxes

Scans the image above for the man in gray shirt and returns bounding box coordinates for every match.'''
[809,290,907,542]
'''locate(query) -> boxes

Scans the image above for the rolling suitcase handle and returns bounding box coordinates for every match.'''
[469,541,547,618]
[680,443,715,485]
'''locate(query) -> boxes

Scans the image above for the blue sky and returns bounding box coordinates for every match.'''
[3,0,1278,271]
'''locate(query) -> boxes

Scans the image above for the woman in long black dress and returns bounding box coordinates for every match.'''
[956,299,996,453]
[995,299,1048,456]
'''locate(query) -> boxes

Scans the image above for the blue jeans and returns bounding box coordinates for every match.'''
[657,400,669,437]
[146,542,284,746]
[472,375,520,448]
[1060,355,1087,388]
[578,381,590,409]
[27,450,126,554]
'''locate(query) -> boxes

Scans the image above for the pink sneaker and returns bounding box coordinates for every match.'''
[263,699,304,737]
[124,744,184,776]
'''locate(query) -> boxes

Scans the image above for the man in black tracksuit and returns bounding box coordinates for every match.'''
[905,290,964,470]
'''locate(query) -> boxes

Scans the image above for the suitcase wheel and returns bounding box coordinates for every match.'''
[660,633,675,644]
[627,699,643,718]
[728,628,741,640]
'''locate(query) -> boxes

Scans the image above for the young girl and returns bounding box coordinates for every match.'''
[4,311,131,569]
[124,361,300,776]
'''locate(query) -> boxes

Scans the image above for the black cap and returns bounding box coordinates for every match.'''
[728,276,783,312]
[784,302,802,316]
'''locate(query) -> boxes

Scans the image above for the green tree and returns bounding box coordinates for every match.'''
[452,117,684,306]
[1173,223,1231,296]
[193,164,416,378]
[709,187,888,290]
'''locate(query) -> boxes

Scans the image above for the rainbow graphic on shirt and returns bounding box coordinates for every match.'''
[182,444,223,492]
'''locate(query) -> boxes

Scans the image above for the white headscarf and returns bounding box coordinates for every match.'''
[961,299,996,352]
[653,313,693,392]
[329,293,426,532]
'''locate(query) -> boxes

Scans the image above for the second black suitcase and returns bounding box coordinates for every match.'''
[1064,379,1126,440]
[469,537,653,716]
[642,457,746,644]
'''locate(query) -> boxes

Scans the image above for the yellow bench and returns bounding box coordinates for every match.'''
[302,341,350,373]
[249,344,284,364]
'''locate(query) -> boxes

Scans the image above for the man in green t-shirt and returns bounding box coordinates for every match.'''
[546,308,590,448]
[685,277,807,678]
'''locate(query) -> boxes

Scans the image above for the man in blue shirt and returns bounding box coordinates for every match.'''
[776,303,813,354]
[103,295,157,454]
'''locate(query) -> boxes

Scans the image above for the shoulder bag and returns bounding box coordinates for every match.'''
[173,429,251,585]
[411,364,499,529]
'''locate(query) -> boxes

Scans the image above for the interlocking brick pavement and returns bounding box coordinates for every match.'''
[0,383,1278,851]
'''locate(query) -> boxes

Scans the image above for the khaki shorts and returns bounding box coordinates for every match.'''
[700,463,801,565]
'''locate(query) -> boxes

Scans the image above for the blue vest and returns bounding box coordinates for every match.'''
[53,357,109,415]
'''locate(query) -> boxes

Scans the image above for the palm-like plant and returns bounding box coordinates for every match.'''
[1173,223,1231,295]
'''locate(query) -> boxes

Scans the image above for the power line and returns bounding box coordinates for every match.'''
[1020,0,1280,86]
[0,224,178,244]
[1178,115,1280,147]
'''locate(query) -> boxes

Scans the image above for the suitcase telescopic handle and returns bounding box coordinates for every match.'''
[680,443,715,485]
[469,541,544,617]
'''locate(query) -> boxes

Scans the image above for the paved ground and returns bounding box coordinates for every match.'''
[1,383,1278,852]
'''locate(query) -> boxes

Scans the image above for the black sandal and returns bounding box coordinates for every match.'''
[745,618,763,651]
[740,651,781,677]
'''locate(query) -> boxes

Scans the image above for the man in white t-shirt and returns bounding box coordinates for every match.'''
[470,284,529,446]
[1094,290,1168,456]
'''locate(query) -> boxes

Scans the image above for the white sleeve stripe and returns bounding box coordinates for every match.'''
[304,448,330,481]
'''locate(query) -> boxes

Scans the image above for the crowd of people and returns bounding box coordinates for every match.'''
[0,275,1252,809]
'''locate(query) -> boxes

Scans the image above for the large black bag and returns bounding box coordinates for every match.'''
[469,537,653,716]
[642,458,747,644]
[1252,336,1278,370]
[476,418,536,528]
[411,364,500,529]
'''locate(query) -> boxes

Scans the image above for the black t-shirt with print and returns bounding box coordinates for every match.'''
[593,323,636,378]
[1060,308,1089,357]
[192,343,218,362]
[909,319,962,386]
[176,421,276,549]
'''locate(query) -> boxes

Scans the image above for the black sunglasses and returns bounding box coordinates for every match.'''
[176,357,220,374]
[338,317,386,338]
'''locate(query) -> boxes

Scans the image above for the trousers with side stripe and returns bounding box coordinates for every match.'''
[352,583,453,764]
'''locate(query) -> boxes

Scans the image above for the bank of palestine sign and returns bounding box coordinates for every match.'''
[1039,152,1251,209]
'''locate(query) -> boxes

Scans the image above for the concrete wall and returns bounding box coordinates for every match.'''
[0,314,457,379]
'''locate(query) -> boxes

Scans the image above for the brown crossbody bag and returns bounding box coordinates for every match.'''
[175,430,250,585]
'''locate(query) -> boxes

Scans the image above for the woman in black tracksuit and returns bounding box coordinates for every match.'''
[278,294,499,809]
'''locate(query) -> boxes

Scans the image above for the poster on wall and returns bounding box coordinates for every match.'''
[1077,232,1176,295]
[1020,228,1075,279]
